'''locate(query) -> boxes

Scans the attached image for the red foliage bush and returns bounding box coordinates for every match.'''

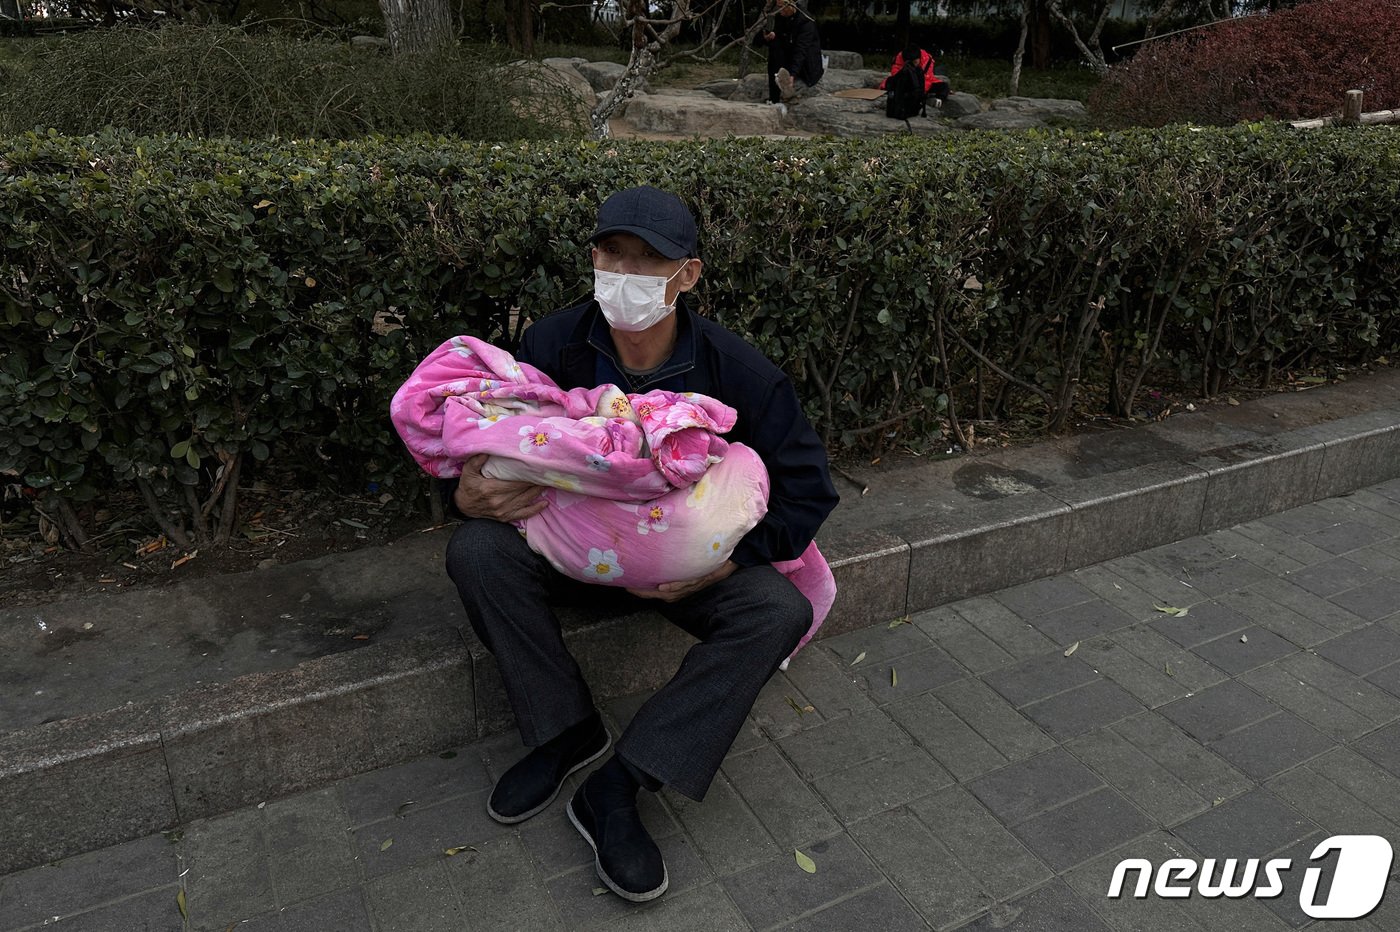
[1091,0,1400,126]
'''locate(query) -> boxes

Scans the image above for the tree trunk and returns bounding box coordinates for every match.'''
[379,0,454,54]
[1010,0,1029,95]
[1030,0,1053,69]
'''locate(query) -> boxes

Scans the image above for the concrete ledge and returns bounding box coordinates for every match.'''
[7,372,1400,873]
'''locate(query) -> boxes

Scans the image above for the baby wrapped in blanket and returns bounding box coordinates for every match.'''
[391,335,834,659]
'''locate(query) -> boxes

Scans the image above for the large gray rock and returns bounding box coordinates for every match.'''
[619,95,784,136]
[576,60,650,93]
[817,68,887,93]
[350,35,389,52]
[989,96,1089,122]
[539,58,600,107]
[954,110,1049,130]
[729,73,772,102]
[695,78,743,99]
[788,95,950,137]
[823,49,863,70]
[942,91,984,118]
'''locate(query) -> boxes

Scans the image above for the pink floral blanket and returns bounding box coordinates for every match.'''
[390,336,835,661]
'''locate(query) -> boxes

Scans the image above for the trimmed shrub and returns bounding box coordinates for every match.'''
[1091,0,1400,127]
[2,127,1398,546]
[0,24,589,139]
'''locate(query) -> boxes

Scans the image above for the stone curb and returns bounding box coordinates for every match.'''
[3,408,1399,874]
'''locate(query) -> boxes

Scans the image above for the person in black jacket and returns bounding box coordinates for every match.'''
[762,0,824,104]
[443,186,838,903]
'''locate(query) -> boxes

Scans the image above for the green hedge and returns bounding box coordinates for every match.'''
[2,126,1398,545]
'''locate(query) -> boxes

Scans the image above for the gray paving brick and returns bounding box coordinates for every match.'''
[1241,652,1400,739]
[1063,832,1211,932]
[982,654,1098,707]
[1305,746,1400,828]
[1030,599,1138,646]
[1217,587,1339,648]
[24,887,185,932]
[517,801,595,877]
[181,807,274,931]
[1095,554,1202,606]
[1172,878,1298,932]
[811,746,953,823]
[726,717,768,757]
[1066,727,1215,826]
[353,789,509,879]
[1075,629,1224,708]
[908,785,1051,902]
[783,647,878,721]
[1368,660,1400,701]
[822,623,936,666]
[1317,494,1400,536]
[263,788,359,906]
[1208,710,1335,780]
[1254,832,1329,929]
[933,681,1051,762]
[887,692,1015,782]
[1166,554,1274,598]
[1283,556,1379,597]
[0,833,176,930]
[947,596,1057,660]
[336,746,491,827]
[1346,543,1400,579]
[957,878,1112,932]
[441,834,565,932]
[274,887,373,932]
[1231,519,1336,569]
[1303,520,1390,555]
[722,746,840,849]
[1266,755,1400,840]
[1148,599,1253,649]
[1069,564,1168,622]
[1172,789,1318,858]
[601,883,748,932]
[914,605,1016,674]
[1190,626,1298,676]
[1203,528,1307,577]
[993,577,1097,619]
[719,834,881,930]
[751,672,825,739]
[1159,681,1278,742]
[364,861,464,932]
[776,709,911,780]
[1020,679,1145,741]
[1258,503,1342,536]
[859,648,967,704]
[784,882,930,932]
[1108,713,1252,808]
[1344,486,1400,521]
[967,748,1103,826]
[1331,578,1400,622]
[1138,536,1240,577]
[1010,787,1155,873]
[848,807,996,930]
[1243,578,1370,637]
[661,775,776,876]
[1354,720,1400,779]
[547,833,712,927]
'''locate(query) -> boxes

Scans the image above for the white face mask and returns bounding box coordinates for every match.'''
[594,264,686,332]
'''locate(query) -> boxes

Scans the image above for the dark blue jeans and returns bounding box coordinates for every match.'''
[446,519,810,801]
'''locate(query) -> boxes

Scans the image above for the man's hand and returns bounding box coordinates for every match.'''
[627,560,738,603]
[453,454,547,522]
[764,31,776,40]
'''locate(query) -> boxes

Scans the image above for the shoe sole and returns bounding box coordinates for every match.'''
[566,798,669,903]
[486,732,612,825]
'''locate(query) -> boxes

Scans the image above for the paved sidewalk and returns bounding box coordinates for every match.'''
[6,482,1400,931]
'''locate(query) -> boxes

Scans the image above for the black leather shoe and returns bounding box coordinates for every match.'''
[566,778,668,902]
[486,716,610,824]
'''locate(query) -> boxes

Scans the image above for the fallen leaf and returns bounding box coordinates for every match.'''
[305,276,317,287]
[444,845,477,856]
[888,616,911,629]
[1153,604,1189,617]
[338,517,370,529]
[1213,797,1225,806]
[802,704,815,714]
[177,889,188,921]
[395,801,416,819]
[785,695,810,717]
[1165,662,1175,677]
[1063,642,1079,657]
[592,887,609,896]
[253,199,273,209]
[851,651,866,666]
[352,634,371,641]
[795,849,817,873]
[891,668,898,687]
[1227,397,1240,406]
[163,829,183,844]
[380,838,393,851]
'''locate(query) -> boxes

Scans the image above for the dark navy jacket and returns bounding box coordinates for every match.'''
[516,297,839,568]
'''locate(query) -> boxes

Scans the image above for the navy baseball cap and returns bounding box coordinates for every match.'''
[590,186,699,259]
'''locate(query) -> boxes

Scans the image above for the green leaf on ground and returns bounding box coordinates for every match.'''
[891,668,898,687]
[851,651,866,666]
[177,889,187,921]
[795,849,817,873]
[1064,641,1079,657]
[395,800,416,819]
[444,845,476,856]
[593,887,609,896]
[338,517,370,529]
[888,616,911,629]
[1153,604,1189,617]
[380,838,393,851]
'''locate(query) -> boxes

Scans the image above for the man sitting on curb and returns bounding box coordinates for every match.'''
[443,186,839,902]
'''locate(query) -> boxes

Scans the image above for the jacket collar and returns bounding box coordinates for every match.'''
[563,298,698,391]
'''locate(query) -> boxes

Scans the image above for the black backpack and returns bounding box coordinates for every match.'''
[885,55,927,121]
